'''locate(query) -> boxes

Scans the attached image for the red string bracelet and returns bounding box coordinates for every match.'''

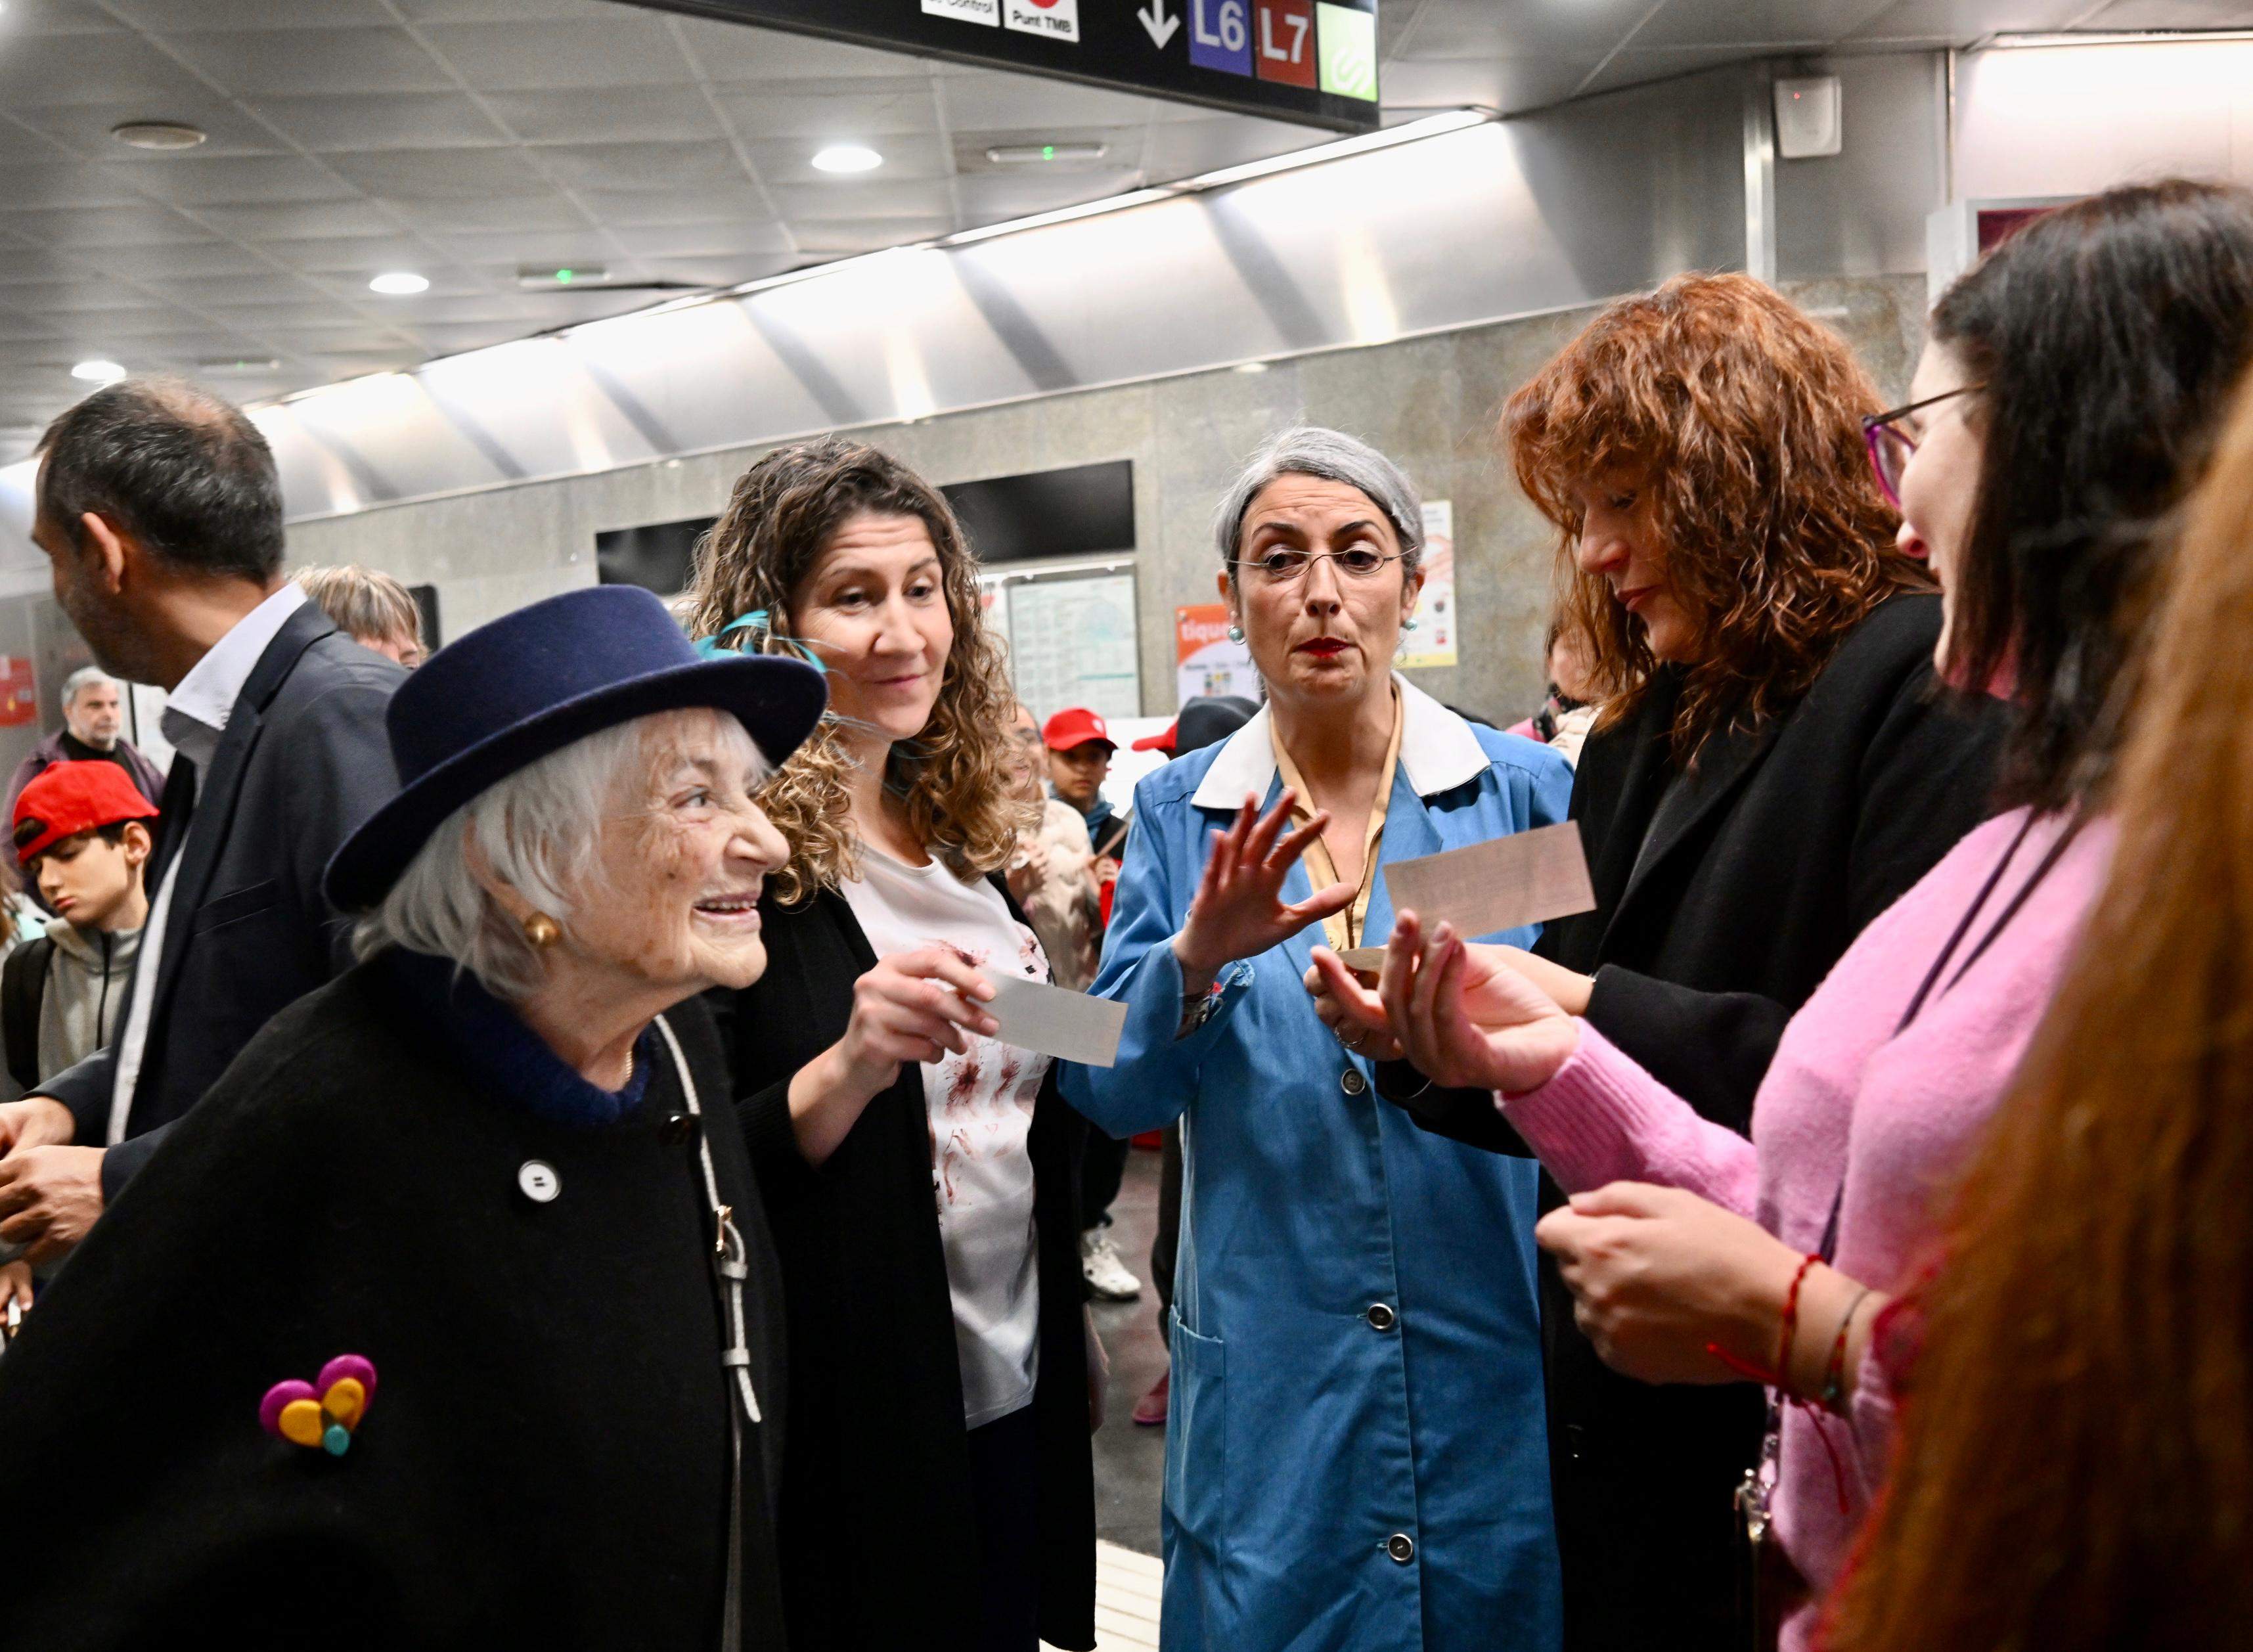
[1705,1252,1821,1389]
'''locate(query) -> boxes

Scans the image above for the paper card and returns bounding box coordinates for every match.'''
[985,973,1129,1068]
[1377,821,1595,945]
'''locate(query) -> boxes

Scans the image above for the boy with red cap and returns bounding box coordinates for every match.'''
[3,762,157,1102]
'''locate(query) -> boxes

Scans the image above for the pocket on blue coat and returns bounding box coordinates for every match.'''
[1165,1312,1226,1541]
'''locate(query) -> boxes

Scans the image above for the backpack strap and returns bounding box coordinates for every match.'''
[2,936,53,1094]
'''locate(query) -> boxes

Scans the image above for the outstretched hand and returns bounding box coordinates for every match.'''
[1376,912,1580,1094]
[1172,792,1354,985]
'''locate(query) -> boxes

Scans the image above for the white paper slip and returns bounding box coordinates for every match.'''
[985,973,1130,1068]
[1378,821,1596,943]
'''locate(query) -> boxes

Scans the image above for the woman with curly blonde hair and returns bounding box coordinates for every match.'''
[689,437,1095,1652]
[1318,273,2009,1651]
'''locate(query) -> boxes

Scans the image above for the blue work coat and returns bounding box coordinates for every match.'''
[1063,684,1572,1652]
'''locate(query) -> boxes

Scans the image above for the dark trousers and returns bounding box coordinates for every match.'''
[966,1403,1042,1652]
[1076,1117,1129,1233]
[1151,1122,1182,1335]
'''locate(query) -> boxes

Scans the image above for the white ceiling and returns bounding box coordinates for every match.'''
[0,0,2242,458]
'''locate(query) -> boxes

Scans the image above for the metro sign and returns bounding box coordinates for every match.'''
[1255,0,1315,89]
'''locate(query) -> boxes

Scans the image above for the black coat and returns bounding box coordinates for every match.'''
[717,880,1097,1652]
[1384,594,2006,1651]
[39,601,403,1199]
[0,962,788,1651]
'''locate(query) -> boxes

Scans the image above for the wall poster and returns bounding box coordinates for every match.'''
[1000,571,1141,722]
[1174,602,1260,704]
[1398,498,1459,669]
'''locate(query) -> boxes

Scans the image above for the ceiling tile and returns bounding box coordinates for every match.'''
[196,198,410,240]
[673,18,934,84]
[0,203,213,250]
[1632,1,1899,49]
[0,163,152,212]
[1142,118,1324,181]
[384,194,592,233]
[414,18,694,89]
[769,179,960,221]
[953,169,1150,221]
[324,146,555,200]
[425,227,620,265]
[0,31,212,110]
[2028,0,2253,23]
[1,277,208,314]
[1396,0,1668,59]
[604,219,798,257]
[108,156,361,209]
[0,1,129,37]
[529,139,749,191]
[263,234,452,275]
[713,81,943,141]
[250,93,509,154]
[93,241,280,280]
[390,0,619,22]
[108,0,397,27]
[1576,43,1766,96]
[0,246,91,284]
[158,271,346,309]
[1842,0,2092,39]
[74,304,240,341]
[571,185,784,227]
[162,28,461,98]
[935,68,1158,131]
[1378,56,1593,112]
[483,84,725,145]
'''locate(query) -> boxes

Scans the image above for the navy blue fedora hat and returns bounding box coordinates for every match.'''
[325,585,826,911]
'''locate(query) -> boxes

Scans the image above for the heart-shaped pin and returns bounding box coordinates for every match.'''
[260,1354,379,1457]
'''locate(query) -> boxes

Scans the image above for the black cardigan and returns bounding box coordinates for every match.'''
[1383,594,2007,1652]
[718,879,1098,1652]
[0,962,786,1651]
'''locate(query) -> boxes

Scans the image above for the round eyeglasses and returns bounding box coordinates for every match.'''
[1863,385,1983,508]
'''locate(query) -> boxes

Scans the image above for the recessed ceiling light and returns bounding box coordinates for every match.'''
[811,145,883,175]
[112,121,208,152]
[71,359,126,384]
[1235,361,1271,374]
[369,271,430,296]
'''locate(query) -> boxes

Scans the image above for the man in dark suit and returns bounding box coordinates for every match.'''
[0,377,402,1264]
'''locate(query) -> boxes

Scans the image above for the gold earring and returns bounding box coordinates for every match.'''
[522,912,560,949]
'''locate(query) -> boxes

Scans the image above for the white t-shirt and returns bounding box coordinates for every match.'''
[842,848,1050,1429]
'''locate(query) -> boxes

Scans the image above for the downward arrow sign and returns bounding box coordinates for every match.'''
[1138,0,1181,49]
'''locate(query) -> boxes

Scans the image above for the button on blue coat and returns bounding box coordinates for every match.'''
[1063,684,1571,1652]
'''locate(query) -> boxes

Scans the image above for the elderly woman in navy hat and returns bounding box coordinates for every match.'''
[0,585,824,1651]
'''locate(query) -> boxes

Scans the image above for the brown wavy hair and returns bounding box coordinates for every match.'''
[1818,368,2253,1652]
[1504,272,1928,763]
[685,437,1025,906]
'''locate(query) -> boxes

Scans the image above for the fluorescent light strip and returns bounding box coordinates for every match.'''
[1987,30,2253,49]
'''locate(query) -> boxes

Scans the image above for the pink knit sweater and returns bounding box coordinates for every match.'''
[1502,807,2114,1649]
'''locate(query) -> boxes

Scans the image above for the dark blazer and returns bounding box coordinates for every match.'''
[37,602,401,1199]
[1385,594,2006,1652]
[717,879,1097,1652]
[0,964,785,1652]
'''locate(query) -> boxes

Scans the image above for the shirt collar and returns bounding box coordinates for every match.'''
[1191,675,1490,809]
[160,582,307,770]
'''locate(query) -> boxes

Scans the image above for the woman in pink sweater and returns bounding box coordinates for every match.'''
[1314,180,2253,1647]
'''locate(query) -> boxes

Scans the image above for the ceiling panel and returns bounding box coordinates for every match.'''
[0,0,2227,461]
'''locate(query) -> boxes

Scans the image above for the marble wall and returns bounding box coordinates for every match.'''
[286,271,1929,724]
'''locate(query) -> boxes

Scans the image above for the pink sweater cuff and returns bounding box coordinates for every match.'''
[1500,1022,1761,1215]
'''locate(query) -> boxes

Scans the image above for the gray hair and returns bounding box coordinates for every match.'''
[1211,426,1426,573]
[60,665,118,713]
[353,711,768,1002]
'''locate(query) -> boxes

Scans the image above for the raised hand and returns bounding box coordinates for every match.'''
[1172,792,1354,985]
[1378,912,1580,1094]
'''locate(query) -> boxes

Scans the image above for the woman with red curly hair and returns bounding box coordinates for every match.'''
[1363,185,2253,1652]
[1317,272,2005,1649]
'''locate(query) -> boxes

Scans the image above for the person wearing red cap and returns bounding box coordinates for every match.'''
[1042,707,1125,866]
[0,763,159,1308]
[3,759,158,1087]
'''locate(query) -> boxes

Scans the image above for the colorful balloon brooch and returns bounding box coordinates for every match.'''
[259,1354,377,1458]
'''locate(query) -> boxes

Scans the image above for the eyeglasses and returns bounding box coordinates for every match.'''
[1230,547,1406,585]
[1863,385,1983,508]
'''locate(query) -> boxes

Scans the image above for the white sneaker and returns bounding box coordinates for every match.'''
[1081,1229,1142,1301]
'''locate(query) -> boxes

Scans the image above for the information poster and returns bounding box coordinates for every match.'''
[1008,573,1141,721]
[1398,499,1459,669]
[0,658,32,727]
[1174,602,1260,703]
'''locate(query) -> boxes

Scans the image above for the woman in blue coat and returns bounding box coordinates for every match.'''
[1063,428,1570,1652]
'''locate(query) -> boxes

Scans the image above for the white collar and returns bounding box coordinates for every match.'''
[1190,676,1490,810]
[160,582,308,769]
